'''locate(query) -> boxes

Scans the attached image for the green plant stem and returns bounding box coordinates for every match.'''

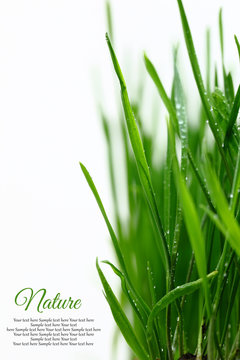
[177,0,232,183]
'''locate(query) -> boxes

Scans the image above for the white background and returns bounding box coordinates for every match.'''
[0,0,239,359]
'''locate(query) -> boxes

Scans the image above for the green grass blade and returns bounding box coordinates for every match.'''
[105,1,114,44]
[225,84,240,141]
[220,271,239,347]
[80,163,153,330]
[214,65,219,88]
[80,163,127,274]
[230,146,240,212]
[176,0,231,181]
[171,60,188,264]
[206,29,211,93]
[228,323,240,360]
[100,112,121,232]
[219,8,224,65]
[96,259,149,360]
[146,271,217,344]
[168,122,211,317]
[144,53,179,134]
[234,35,240,62]
[106,33,170,272]
[163,139,172,245]
[102,260,150,327]
[173,63,188,165]
[147,261,157,307]
[201,205,227,236]
[187,150,215,211]
[225,71,235,105]
[204,159,240,257]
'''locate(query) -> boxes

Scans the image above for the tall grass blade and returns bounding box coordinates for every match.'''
[80,162,126,273]
[80,162,152,325]
[173,62,188,168]
[187,150,215,211]
[105,1,114,44]
[219,9,224,65]
[204,159,240,257]
[176,0,231,180]
[96,259,149,360]
[106,33,170,272]
[147,261,157,307]
[144,53,179,134]
[230,146,240,212]
[168,122,212,317]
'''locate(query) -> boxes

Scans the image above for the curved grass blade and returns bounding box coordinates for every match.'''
[144,53,179,135]
[80,163,151,320]
[204,158,240,257]
[176,0,231,181]
[96,259,149,360]
[146,271,217,345]
[80,162,126,273]
[106,33,170,272]
[235,35,240,62]
[102,260,150,327]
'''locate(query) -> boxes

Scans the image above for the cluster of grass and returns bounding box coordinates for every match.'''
[80,1,240,359]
